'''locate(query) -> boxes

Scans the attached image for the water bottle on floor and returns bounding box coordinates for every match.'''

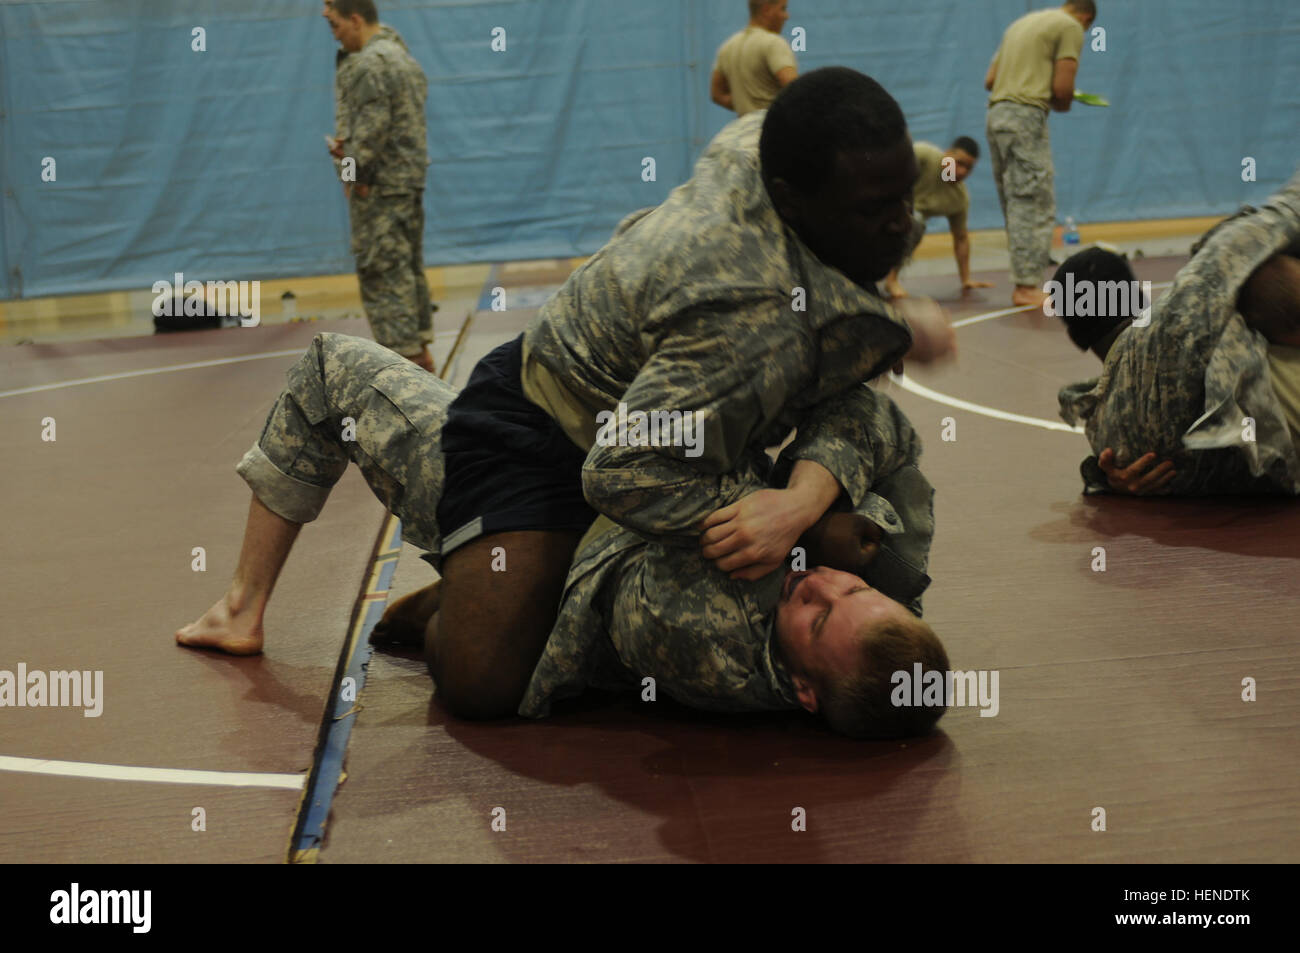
[1064,216,1080,246]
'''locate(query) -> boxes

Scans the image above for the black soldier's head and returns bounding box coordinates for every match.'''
[1049,247,1142,358]
[760,67,917,288]
[774,567,950,739]
[324,0,379,52]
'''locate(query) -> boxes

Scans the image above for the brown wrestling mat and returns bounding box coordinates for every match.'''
[7,258,1297,862]
[318,259,1299,862]
[1,318,389,862]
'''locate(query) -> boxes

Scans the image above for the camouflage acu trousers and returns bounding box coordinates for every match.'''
[236,333,455,559]
[986,101,1055,287]
[348,188,433,357]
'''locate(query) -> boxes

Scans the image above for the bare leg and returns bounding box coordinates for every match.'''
[425,529,586,719]
[371,579,441,646]
[175,494,302,655]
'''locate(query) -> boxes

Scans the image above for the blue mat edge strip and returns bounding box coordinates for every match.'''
[289,514,404,863]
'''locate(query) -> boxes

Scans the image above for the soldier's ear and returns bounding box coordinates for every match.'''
[790,673,820,714]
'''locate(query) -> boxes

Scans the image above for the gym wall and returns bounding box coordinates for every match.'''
[0,0,1295,299]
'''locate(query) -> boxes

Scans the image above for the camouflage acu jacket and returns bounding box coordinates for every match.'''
[305,343,933,717]
[521,111,917,542]
[1059,168,1300,495]
[519,385,934,718]
[333,25,429,191]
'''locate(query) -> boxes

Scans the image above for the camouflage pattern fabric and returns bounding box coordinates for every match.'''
[334,25,432,356]
[348,188,432,356]
[986,101,1055,287]
[333,25,428,190]
[235,334,934,717]
[520,383,935,718]
[1059,167,1300,495]
[236,333,453,559]
[521,111,917,543]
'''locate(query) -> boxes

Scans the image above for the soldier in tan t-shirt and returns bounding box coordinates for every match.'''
[884,137,996,299]
[985,1,1095,308]
[710,1,798,115]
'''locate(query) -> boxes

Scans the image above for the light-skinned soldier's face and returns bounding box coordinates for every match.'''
[774,566,913,680]
[948,149,976,182]
[323,7,362,51]
[1066,7,1095,30]
[761,1,790,31]
[778,138,919,287]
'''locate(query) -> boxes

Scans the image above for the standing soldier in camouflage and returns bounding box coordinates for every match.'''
[1056,168,1300,496]
[985,1,1096,309]
[324,0,434,372]
[710,1,798,116]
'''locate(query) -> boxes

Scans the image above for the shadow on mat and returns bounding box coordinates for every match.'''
[417,689,956,862]
[184,651,331,726]
[1031,496,1300,560]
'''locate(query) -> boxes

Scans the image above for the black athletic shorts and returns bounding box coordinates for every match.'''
[436,334,598,557]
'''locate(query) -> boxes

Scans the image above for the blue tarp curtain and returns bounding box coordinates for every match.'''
[0,0,1295,299]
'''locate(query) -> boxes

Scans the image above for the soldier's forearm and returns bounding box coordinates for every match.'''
[582,448,771,543]
[784,459,844,534]
[347,106,392,183]
[954,236,971,282]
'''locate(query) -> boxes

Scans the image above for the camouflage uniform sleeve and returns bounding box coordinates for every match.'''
[612,207,658,238]
[342,64,391,186]
[773,383,920,507]
[332,56,351,179]
[773,385,934,614]
[581,301,812,542]
[607,543,797,713]
[1173,166,1300,320]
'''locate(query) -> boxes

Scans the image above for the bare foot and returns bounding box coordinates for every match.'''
[1011,286,1048,309]
[176,593,265,655]
[371,580,442,646]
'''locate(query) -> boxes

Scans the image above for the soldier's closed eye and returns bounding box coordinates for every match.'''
[815,587,870,636]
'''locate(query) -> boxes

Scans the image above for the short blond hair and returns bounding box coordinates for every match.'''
[818,613,950,739]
